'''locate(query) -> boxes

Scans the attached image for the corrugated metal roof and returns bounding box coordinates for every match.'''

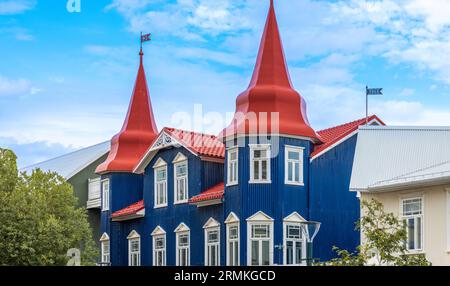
[20,141,110,179]
[350,126,450,192]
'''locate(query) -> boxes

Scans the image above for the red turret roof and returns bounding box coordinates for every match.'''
[96,50,159,174]
[220,0,320,142]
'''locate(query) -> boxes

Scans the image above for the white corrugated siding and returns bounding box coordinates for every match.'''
[350,126,450,192]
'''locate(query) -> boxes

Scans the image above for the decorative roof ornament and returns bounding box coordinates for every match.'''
[220,0,321,142]
[96,35,158,174]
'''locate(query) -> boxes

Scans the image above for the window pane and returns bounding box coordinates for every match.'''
[295,242,303,264]
[251,241,259,266]
[253,161,260,180]
[288,162,293,182]
[294,162,300,182]
[416,217,422,250]
[286,241,294,265]
[262,160,267,180]
[403,199,422,216]
[288,151,300,160]
[287,225,301,239]
[254,150,262,158]
[407,218,415,250]
[252,225,269,238]
[262,241,270,265]
[229,226,238,239]
[208,230,219,243]
[234,242,239,266]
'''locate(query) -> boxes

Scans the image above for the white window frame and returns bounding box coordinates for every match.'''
[175,223,190,266]
[401,196,424,252]
[154,165,168,208]
[284,146,304,186]
[100,233,110,266]
[247,212,274,266]
[204,227,220,266]
[283,222,306,265]
[226,223,240,266]
[249,144,271,184]
[153,235,166,266]
[174,160,189,204]
[227,147,239,186]
[127,231,141,266]
[101,179,110,212]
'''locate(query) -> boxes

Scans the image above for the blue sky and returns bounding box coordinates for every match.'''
[1,0,450,167]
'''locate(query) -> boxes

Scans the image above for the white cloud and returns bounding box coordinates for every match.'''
[0,0,35,15]
[0,75,39,96]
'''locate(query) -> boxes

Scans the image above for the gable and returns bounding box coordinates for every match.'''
[151,226,166,236]
[127,230,140,239]
[284,212,306,223]
[203,217,220,229]
[174,222,190,233]
[246,211,274,222]
[225,212,240,224]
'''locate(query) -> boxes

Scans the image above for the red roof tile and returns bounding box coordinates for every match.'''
[164,128,225,159]
[189,183,225,204]
[311,115,385,158]
[111,200,144,219]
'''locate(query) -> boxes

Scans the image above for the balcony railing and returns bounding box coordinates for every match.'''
[86,178,101,209]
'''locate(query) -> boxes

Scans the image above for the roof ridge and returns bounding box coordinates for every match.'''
[318,115,375,134]
[164,127,220,139]
[21,141,109,170]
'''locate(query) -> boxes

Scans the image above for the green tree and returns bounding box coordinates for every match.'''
[0,148,98,266]
[319,199,431,266]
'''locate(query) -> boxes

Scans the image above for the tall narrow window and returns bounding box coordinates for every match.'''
[154,167,167,208]
[227,148,238,185]
[284,223,306,265]
[402,197,423,251]
[101,179,110,211]
[249,224,272,265]
[285,146,304,185]
[153,235,166,266]
[176,232,190,266]
[250,145,271,183]
[174,161,188,204]
[127,231,141,266]
[100,233,110,266]
[205,228,220,266]
[227,224,239,266]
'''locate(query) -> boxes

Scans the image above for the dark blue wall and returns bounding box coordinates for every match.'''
[224,136,313,265]
[309,134,360,261]
[110,146,225,266]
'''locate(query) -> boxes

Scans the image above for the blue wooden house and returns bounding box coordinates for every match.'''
[95,0,384,266]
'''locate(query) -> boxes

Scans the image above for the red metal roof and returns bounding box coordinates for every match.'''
[111,200,144,219]
[311,115,385,158]
[189,183,225,203]
[164,128,225,159]
[96,50,159,174]
[220,1,320,142]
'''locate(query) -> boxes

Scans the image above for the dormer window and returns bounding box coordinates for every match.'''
[173,153,188,204]
[249,145,271,183]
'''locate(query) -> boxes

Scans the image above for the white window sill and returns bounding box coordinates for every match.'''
[154,204,168,209]
[102,209,109,212]
[249,180,272,184]
[226,182,238,187]
[285,181,305,186]
[405,250,425,255]
[174,201,189,205]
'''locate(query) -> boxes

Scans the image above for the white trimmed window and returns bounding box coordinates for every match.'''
[205,228,220,266]
[285,146,304,185]
[152,226,166,266]
[153,235,166,266]
[227,148,238,185]
[247,212,274,266]
[227,224,239,266]
[154,159,168,208]
[401,197,423,252]
[175,223,190,266]
[101,179,110,211]
[127,231,141,266]
[284,223,306,265]
[225,212,240,266]
[100,233,110,266]
[174,154,188,204]
[249,145,271,183]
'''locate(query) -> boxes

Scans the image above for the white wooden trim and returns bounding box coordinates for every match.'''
[226,222,240,266]
[154,165,168,208]
[101,179,110,212]
[174,159,189,204]
[172,152,188,163]
[283,221,307,266]
[203,217,220,229]
[284,145,305,186]
[446,189,450,252]
[151,226,166,236]
[225,212,240,224]
[152,233,166,266]
[174,222,190,233]
[246,211,274,222]
[204,226,220,266]
[175,228,190,266]
[227,147,239,186]
[99,232,110,242]
[247,219,274,266]
[283,211,306,223]
[400,195,425,253]
[249,144,271,184]
[127,230,141,266]
[152,157,167,168]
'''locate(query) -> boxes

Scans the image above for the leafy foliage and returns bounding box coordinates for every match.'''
[0,148,98,265]
[319,199,431,266]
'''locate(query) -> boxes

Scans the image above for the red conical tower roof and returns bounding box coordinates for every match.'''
[96,50,159,174]
[220,0,321,142]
